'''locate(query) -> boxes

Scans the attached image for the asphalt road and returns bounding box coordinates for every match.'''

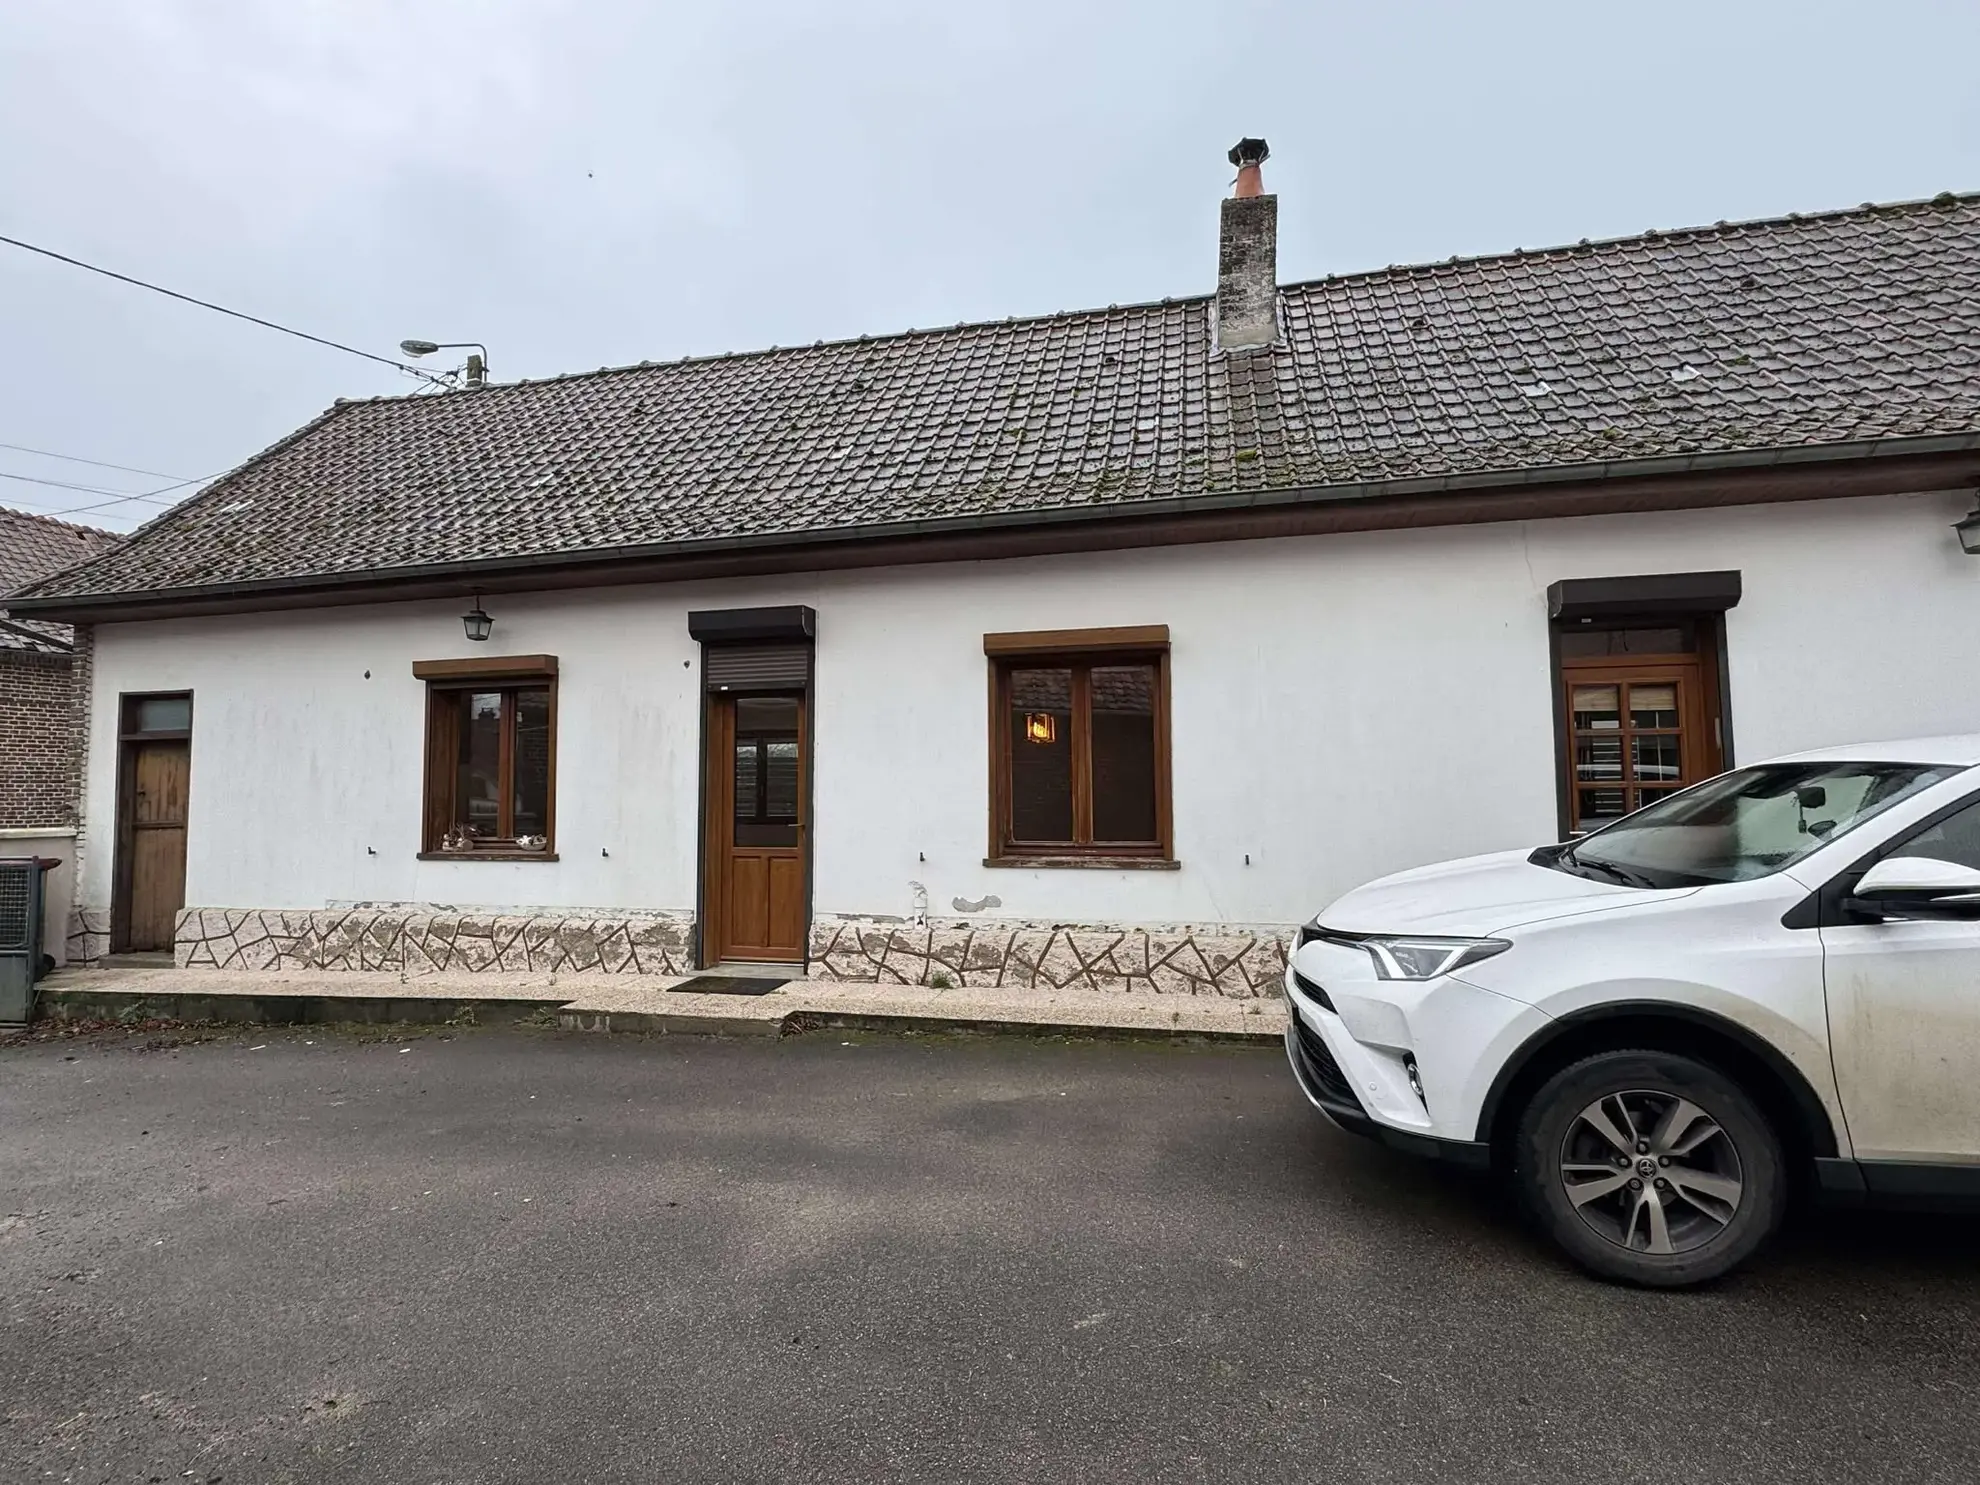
[3,1025,1977,1485]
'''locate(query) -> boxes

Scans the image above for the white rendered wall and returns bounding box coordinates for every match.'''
[77,490,1980,929]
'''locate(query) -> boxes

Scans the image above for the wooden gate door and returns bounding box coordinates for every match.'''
[125,740,190,951]
[704,694,808,962]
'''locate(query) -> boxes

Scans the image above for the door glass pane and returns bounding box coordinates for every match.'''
[1577,787,1629,827]
[1556,625,1696,658]
[1632,733,1682,783]
[1009,668,1073,843]
[736,696,799,734]
[132,695,192,733]
[512,688,551,840]
[1575,736,1623,783]
[1090,664,1158,843]
[734,740,760,822]
[456,692,504,838]
[764,740,800,820]
[1571,685,1620,731]
[1629,684,1678,730]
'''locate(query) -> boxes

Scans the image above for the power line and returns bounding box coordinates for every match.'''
[0,441,189,481]
[0,468,187,502]
[0,469,213,520]
[0,231,452,388]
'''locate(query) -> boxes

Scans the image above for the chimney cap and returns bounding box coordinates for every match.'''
[1227,137,1271,167]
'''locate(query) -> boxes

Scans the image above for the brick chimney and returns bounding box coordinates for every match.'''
[1215,138,1277,353]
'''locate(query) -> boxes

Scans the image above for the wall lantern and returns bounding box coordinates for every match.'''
[462,596,493,642]
[1024,712,1058,745]
[1955,499,1980,555]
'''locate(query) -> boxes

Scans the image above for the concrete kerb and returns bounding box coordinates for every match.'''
[30,966,1288,1043]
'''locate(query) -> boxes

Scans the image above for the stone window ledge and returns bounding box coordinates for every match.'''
[982,855,1180,871]
[415,851,561,863]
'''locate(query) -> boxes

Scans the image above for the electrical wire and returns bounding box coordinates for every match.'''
[1,469,215,521]
[0,231,452,388]
[0,441,189,481]
[0,468,187,502]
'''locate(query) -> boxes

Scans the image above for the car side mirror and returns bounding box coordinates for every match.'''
[1848,856,1980,919]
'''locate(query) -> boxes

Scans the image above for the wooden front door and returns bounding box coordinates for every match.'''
[1562,658,1715,833]
[125,740,191,951]
[704,693,808,963]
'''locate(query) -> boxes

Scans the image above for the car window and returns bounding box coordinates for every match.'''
[1554,761,1960,888]
[1886,795,1980,871]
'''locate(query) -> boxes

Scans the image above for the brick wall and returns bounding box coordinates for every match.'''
[0,648,84,828]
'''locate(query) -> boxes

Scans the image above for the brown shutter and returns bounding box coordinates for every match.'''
[704,644,809,691]
[423,690,461,849]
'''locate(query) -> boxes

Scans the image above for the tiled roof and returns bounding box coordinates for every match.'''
[19,192,1980,605]
[0,506,117,650]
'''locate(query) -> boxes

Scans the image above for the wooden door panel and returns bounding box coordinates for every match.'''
[704,688,809,965]
[127,741,190,951]
[727,854,771,954]
[134,744,189,826]
[765,856,805,955]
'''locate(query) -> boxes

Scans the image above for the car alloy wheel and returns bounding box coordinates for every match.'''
[1558,1091,1745,1256]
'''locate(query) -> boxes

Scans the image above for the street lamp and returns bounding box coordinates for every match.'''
[401,338,491,389]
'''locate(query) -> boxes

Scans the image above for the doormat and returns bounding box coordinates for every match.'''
[666,976,792,997]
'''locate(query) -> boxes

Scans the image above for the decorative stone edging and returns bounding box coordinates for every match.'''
[67,905,109,967]
[807,915,1289,999]
[173,907,695,975]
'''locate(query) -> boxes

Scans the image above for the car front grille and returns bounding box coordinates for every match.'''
[1289,966,1335,1012]
[1290,1012,1358,1110]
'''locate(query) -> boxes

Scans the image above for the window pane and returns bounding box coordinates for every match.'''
[1887,799,1980,871]
[1577,786,1629,827]
[456,692,504,838]
[1629,684,1678,730]
[1557,625,1695,658]
[734,740,760,821]
[1090,664,1158,842]
[1575,736,1623,783]
[1631,733,1681,783]
[512,688,551,839]
[133,695,191,732]
[1571,685,1620,731]
[765,739,800,820]
[736,696,799,734]
[1009,668,1073,843]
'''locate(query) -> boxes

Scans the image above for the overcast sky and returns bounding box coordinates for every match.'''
[2,0,1975,532]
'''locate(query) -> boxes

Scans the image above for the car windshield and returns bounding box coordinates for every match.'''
[1545,761,1961,888]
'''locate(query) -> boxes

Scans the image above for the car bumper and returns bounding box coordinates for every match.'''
[1284,977,1492,1170]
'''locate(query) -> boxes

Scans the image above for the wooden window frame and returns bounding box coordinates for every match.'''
[413,656,560,862]
[984,626,1175,869]
[1550,617,1727,837]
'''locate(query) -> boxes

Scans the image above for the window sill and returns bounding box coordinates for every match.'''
[416,850,560,863]
[983,855,1180,871]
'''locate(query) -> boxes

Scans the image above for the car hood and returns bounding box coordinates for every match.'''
[1317,847,1682,938]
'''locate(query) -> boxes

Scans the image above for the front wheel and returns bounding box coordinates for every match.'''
[1513,1049,1785,1288]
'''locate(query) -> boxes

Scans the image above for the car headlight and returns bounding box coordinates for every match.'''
[1358,936,1511,981]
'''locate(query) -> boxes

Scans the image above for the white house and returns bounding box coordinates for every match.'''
[12,147,1980,997]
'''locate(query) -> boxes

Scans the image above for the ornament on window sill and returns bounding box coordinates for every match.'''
[440,826,477,852]
[515,834,548,852]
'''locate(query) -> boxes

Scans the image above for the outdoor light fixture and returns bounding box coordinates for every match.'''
[1955,497,1980,555]
[1024,712,1058,744]
[462,596,493,642]
[401,338,492,388]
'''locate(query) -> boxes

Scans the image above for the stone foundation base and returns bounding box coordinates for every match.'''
[174,907,695,975]
[808,916,1288,998]
[67,905,109,966]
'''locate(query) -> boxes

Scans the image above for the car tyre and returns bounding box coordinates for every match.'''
[1513,1049,1785,1288]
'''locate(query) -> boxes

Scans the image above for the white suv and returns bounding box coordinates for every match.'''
[1285,735,1980,1286]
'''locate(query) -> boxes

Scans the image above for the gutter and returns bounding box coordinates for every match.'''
[10,432,1979,623]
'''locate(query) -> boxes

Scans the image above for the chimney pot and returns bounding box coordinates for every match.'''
[1215,139,1278,353]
